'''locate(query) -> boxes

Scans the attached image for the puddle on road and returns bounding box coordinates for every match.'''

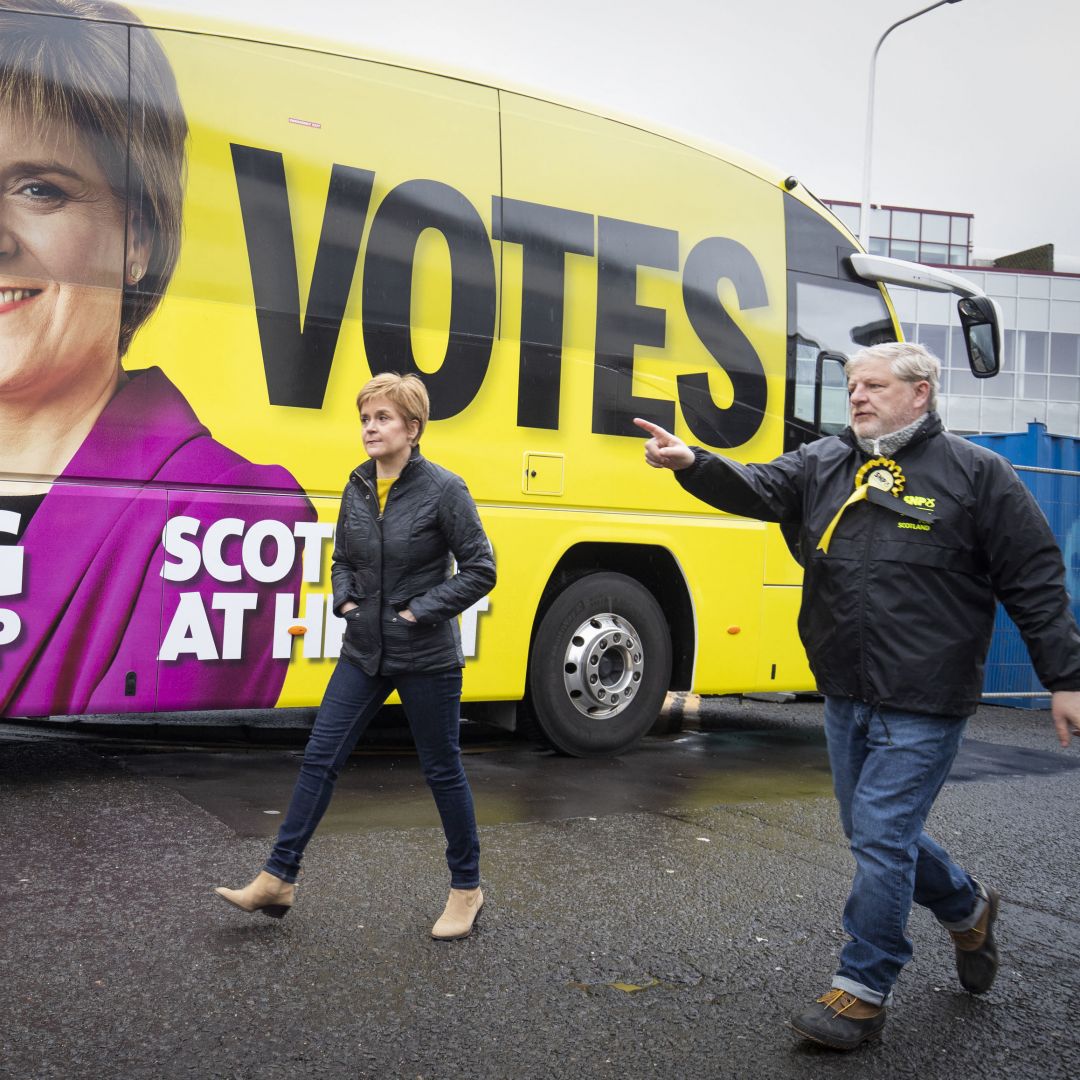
[33,720,1078,839]
[110,728,835,837]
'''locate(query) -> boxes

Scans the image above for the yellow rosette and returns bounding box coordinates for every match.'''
[817,458,906,553]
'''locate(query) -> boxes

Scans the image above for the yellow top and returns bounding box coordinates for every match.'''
[377,476,396,513]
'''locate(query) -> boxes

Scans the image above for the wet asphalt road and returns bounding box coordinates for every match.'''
[3,698,1079,1080]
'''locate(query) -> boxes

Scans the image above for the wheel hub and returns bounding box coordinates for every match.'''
[562,613,644,718]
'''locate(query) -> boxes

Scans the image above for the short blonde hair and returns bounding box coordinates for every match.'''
[356,373,430,442]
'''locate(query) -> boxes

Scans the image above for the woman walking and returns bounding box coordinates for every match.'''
[216,373,495,939]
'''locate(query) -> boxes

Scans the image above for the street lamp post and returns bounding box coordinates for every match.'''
[859,0,964,249]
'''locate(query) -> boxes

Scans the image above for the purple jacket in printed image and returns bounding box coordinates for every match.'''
[0,368,315,718]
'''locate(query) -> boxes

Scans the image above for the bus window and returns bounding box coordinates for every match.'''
[784,195,896,451]
[792,344,849,437]
[786,276,894,449]
[820,353,849,434]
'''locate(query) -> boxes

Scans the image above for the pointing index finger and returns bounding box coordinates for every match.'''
[632,417,671,441]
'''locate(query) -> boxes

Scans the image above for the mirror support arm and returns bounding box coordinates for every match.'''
[848,253,1003,379]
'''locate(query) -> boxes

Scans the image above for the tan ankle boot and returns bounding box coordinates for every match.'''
[214,870,295,919]
[431,887,484,939]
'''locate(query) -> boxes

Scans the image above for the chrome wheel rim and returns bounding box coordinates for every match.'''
[562,613,644,718]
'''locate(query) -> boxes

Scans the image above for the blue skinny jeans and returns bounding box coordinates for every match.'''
[265,659,479,889]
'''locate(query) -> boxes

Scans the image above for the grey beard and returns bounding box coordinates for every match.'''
[855,413,931,458]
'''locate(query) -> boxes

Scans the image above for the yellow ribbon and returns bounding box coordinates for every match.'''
[817,485,870,553]
[817,457,906,554]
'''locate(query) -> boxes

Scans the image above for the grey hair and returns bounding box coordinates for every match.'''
[845,341,940,411]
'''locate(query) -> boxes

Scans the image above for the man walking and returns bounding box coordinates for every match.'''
[636,341,1080,1050]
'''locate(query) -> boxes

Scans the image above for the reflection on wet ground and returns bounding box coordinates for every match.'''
[5,705,1078,839]
[107,727,836,837]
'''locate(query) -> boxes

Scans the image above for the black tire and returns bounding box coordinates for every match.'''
[526,572,672,757]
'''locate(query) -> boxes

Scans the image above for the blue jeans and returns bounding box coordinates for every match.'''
[824,697,986,1006]
[265,659,479,889]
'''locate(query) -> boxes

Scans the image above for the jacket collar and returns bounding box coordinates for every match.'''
[352,444,424,488]
[839,411,943,455]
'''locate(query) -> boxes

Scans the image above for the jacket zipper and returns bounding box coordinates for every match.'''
[358,472,382,521]
[358,455,417,521]
[853,473,894,745]
[357,457,416,609]
[856,474,879,706]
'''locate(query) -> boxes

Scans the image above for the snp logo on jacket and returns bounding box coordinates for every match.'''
[899,494,936,532]
[0,510,24,646]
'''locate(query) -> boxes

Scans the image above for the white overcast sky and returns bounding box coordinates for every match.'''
[144,0,1080,259]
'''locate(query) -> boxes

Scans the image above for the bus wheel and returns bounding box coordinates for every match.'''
[527,572,672,757]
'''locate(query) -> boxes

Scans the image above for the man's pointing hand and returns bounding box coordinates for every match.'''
[633,417,696,471]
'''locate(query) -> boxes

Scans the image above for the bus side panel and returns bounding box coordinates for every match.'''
[132,29,502,500]
[449,508,771,701]
[1,486,167,718]
[497,94,802,696]
[6,12,822,722]
[759,585,814,690]
[498,93,789,502]
[270,495,342,708]
[157,487,320,711]
[125,30,503,712]
[764,522,804,586]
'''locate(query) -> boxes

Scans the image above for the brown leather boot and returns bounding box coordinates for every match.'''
[790,989,886,1050]
[949,883,1000,994]
[431,887,484,940]
[214,870,295,919]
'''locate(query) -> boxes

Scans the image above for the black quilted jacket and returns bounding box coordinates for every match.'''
[331,447,495,675]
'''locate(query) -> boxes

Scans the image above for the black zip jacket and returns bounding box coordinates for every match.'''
[677,412,1080,717]
[331,447,495,675]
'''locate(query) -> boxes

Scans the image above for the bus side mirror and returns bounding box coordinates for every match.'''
[957,296,1001,378]
[847,254,1004,380]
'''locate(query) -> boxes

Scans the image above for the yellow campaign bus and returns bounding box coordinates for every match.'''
[0,0,1001,755]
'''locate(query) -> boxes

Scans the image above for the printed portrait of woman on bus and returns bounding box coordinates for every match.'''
[0,0,314,716]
